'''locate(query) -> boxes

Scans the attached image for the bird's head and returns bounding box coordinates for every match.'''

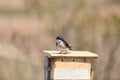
[56,35,63,40]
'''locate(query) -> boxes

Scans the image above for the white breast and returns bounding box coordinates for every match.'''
[56,40,66,48]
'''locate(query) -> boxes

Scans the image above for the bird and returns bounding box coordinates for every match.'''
[56,35,72,53]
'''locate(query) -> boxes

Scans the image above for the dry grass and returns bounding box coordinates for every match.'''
[0,0,120,80]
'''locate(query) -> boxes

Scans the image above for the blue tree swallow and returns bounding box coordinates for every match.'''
[56,35,72,53]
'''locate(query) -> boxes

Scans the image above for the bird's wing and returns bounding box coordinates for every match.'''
[63,40,72,50]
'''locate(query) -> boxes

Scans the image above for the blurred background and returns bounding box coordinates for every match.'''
[0,0,120,80]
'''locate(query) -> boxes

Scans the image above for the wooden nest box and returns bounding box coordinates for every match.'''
[43,51,98,80]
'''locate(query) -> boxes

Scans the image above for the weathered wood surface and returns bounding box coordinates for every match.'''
[51,58,91,80]
[53,58,91,69]
[44,57,51,80]
[43,51,98,80]
[43,51,98,58]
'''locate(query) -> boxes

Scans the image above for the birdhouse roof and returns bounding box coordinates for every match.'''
[43,51,98,58]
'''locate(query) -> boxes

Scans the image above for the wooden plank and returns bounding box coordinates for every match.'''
[43,51,98,58]
[53,58,91,69]
[53,69,91,79]
[44,57,51,80]
[54,62,91,69]
[51,58,91,80]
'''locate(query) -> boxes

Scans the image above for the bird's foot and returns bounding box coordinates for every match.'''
[59,50,71,54]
